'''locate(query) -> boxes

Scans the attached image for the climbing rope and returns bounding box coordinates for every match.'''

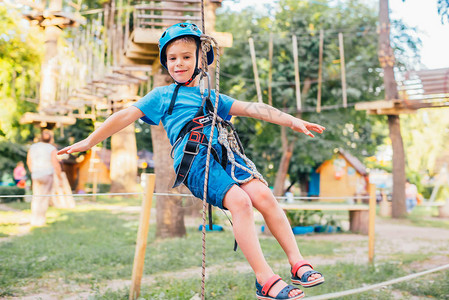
[307,263,449,300]
[198,2,269,298]
[217,122,268,185]
[198,1,217,299]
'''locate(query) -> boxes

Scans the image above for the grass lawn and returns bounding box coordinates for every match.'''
[1,197,448,299]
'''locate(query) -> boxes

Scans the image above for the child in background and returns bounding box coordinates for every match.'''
[13,161,27,185]
[58,23,325,300]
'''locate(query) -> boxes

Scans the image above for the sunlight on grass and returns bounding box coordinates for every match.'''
[1,196,448,299]
[407,206,449,229]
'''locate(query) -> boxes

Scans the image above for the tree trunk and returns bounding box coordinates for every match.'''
[152,71,186,238]
[110,123,138,192]
[388,115,406,217]
[273,126,294,196]
[272,81,311,197]
[379,0,406,217]
[39,24,61,112]
[109,79,139,193]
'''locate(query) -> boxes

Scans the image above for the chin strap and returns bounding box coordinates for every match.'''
[169,39,202,113]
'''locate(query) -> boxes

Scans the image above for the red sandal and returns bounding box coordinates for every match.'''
[256,274,304,300]
[291,260,325,288]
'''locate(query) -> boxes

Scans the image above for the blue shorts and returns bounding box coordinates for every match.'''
[184,143,252,209]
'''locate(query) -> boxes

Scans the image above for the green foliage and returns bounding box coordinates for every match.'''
[401,109,449,176]
[0,4,42,143]
[0,186,25,203]
[84,183,111,193]
[216,0,396,185]
[135,120,153,152]
[54,118,95,149]
[286,210,323,226]
[0,141,28,182]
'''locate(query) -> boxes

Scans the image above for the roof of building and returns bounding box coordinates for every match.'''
[338,148,368,176]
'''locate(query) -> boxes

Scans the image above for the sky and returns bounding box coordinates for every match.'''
[221,0,449,70]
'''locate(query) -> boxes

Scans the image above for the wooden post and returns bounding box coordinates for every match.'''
[129,173,156,300]
[368,183,376,264]
[379,0,407,218]
[292,34,302,112]
[338,33,347,108]
[248,37,263,103]
[268,33,273,106]
[316,29,324,113]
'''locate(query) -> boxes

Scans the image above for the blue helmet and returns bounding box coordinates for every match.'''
[158,22,214,70]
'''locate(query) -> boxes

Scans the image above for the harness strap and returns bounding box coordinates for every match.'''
[172,134,220,188]
[168,84,182,115]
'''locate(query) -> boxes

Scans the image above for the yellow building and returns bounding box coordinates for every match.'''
[315,149,369,201]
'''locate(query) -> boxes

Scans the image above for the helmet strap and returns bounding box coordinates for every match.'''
[169,40,202,115]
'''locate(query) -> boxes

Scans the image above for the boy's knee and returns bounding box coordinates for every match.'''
[256,190,278,209]
[225,189,253,213]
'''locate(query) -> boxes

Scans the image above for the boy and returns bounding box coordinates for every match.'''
[58,23,325,299]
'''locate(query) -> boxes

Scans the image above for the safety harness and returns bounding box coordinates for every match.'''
[170,73,267,191]
[167,74,267,251]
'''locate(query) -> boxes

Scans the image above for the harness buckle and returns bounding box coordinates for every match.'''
[183,140,200,155]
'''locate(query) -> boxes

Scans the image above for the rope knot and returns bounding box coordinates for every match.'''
[200,34,213,52]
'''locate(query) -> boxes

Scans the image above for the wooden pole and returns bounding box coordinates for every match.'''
[338,32,347,108]
[129,173,156,300]
[368,183,376,264]
[379,0,407,218]
[292,34,302,112]
[316,29,324,113]
[268,33,273,106]
[124,0,131,51]
[248,37,263,103]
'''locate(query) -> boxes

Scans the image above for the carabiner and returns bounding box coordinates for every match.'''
[199,71,211,100]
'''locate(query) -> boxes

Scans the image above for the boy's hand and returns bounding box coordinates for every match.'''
[57,139,92,155]
[291,119,325,138]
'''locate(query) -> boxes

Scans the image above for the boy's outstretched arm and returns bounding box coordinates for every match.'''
[58,106,144,155]
[229,100,325,137]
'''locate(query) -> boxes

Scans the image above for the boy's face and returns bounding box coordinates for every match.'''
[166,40,199,85]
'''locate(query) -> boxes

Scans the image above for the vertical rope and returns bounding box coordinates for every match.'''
[199,1,208,299]
[199,34,220,300]
[199,1,222,299]
[200,0,206,34]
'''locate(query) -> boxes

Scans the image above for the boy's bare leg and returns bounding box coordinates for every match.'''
[240,180,322,282]
[223,185,303,298]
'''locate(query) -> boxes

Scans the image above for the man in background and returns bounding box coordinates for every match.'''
[405,179,418,213]
[27,130,62,226]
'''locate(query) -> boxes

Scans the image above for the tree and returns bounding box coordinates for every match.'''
[216,0,388,193]
[402,109,449,177]
[0,4,43,177]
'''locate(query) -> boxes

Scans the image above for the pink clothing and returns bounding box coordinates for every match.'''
[13,165,26,180]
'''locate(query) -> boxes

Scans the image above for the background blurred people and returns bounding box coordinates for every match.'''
[13,161,27,186]
[405,179,418,213]
[27,130,62,226]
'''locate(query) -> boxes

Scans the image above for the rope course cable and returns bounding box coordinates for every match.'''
[0,193,371,200]
[307,263,449,300]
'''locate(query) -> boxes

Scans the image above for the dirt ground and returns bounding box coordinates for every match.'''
[3,209,449,299]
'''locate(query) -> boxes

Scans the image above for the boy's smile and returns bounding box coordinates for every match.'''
[166,40,199,86]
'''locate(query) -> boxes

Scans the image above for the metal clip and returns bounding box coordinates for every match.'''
[199,71,211,100]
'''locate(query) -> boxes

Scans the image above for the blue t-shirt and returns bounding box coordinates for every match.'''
[133,84,235,167]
